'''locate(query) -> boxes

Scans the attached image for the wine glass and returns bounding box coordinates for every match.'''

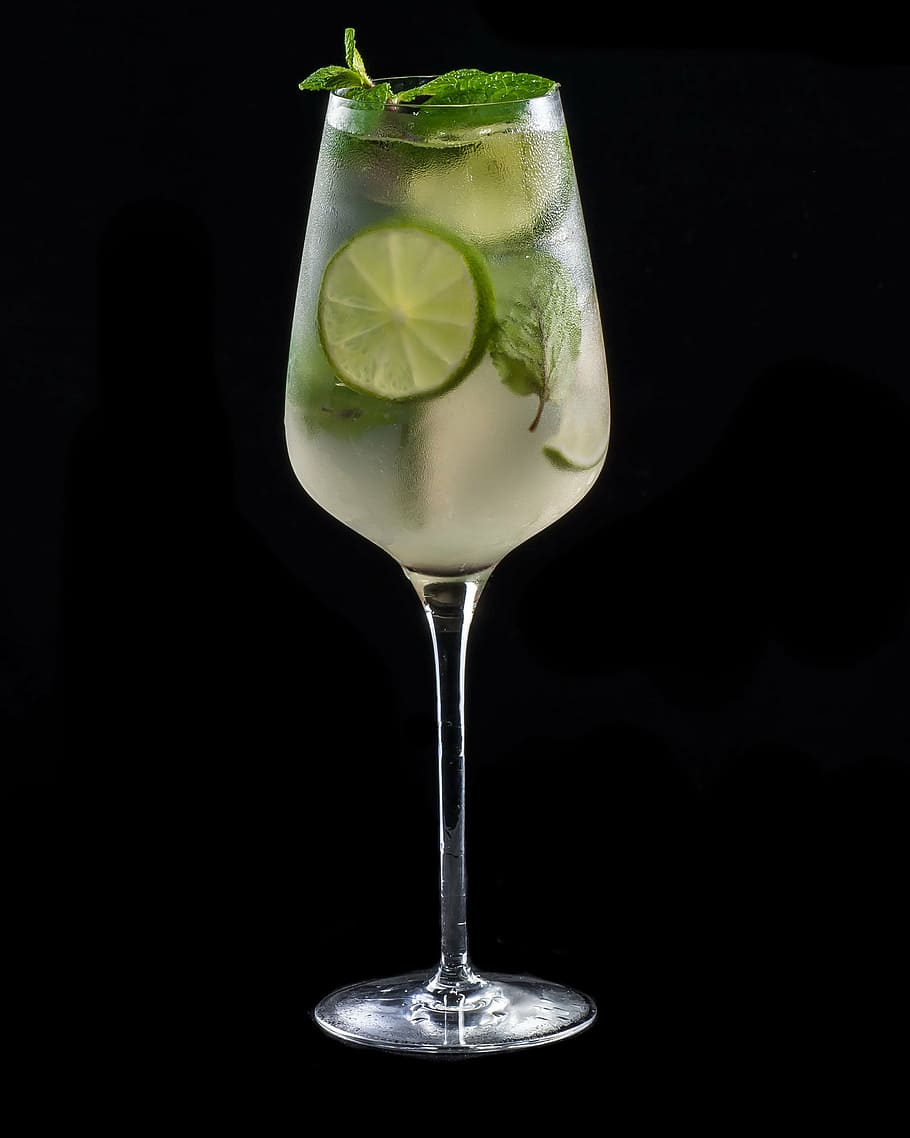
[285,76,610,1054]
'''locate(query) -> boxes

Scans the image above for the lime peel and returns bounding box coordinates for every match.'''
[543,439,609,472]
[543,407,610,472]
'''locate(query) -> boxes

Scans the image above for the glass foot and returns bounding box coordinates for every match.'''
[313,970,597,1055]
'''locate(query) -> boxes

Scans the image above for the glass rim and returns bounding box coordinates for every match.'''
[329,74,562,110]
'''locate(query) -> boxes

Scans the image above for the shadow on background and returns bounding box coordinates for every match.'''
[489,358,910,1051]
[56,198,408,1071]
[63,197,406,783]
[523,357,910,692]
[63,198,298,787]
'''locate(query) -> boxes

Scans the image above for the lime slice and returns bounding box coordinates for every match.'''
[317,221,494,401]
[405,128,572,247]
[544,399,610,472]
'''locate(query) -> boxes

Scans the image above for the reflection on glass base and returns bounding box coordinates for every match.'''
[313,971,597,1055]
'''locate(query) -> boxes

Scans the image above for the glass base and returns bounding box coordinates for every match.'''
[313,970,597,1056]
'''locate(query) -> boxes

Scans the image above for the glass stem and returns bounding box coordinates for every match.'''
[406,569,491,993]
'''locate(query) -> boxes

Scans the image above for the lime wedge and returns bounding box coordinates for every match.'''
[317,221,494,401]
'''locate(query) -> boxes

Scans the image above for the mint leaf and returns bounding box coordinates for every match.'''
[399,69,557,105]
[344,27,369,82]
[489,252,582,431]
[299,28,374,93]
[289,347,413,438]
[347,82,394,107]
[298,64,367,92]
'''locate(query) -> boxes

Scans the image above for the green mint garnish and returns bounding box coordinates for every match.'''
[298,29,557,107]
[347,82,394,107]
[298,65,368,93]
[344,27,368,82]
[299,28,375,93]
[489,253,582,431]
[399,69,556,105]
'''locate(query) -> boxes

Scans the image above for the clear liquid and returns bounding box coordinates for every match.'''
[285,91,610,575]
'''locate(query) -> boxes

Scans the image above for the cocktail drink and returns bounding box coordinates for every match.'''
[288,32,610,1054]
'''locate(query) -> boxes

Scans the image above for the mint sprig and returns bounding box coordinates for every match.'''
[489,253,582,432]
[298,64,367,93]
[344,27,368,81]
[298,28,557,107]
[400,69,556,105]
[299,28,375,93]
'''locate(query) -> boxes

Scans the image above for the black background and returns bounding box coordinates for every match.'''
[5,1,909,1108]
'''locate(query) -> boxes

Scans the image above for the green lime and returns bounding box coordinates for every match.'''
[405,128,572,247]
[317,220,494,401]
[543,400,610,472]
